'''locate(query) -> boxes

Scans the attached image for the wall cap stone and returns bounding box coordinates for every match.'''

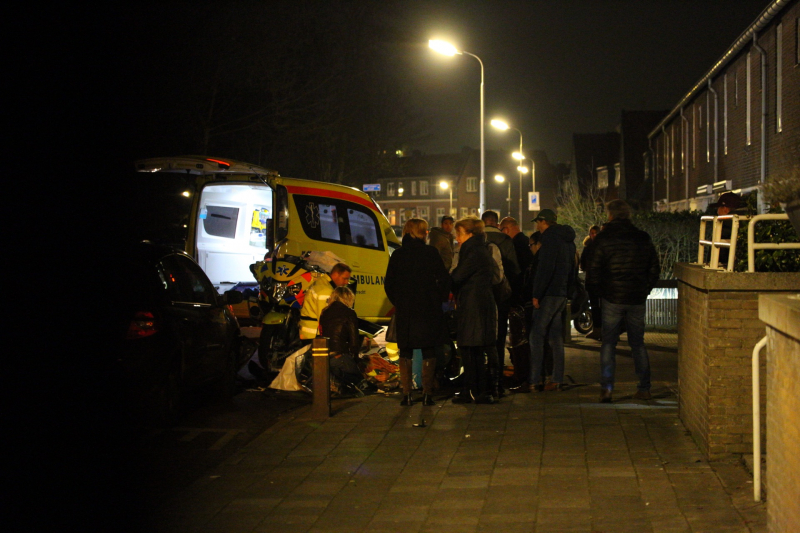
[675,263,800,292]
[759,294,800,341]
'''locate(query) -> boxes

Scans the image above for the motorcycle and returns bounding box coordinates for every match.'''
[570,275,593,334]
[249,254,321,371]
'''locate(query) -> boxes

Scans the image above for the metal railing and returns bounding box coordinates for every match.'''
[697,213,800,272]
[747,213,800,272]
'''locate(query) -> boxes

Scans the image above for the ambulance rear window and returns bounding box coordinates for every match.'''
[293,194,384,251]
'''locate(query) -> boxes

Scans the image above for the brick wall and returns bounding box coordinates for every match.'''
[759,294,800,532]
[650,0,800,208]
[675,263,799,460]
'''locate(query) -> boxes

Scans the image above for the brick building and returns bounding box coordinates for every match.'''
[368,148,561,232]
[570,110,666,209]
[648,0,799,213]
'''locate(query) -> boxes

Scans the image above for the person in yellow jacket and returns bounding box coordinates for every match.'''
[299,262,352,340]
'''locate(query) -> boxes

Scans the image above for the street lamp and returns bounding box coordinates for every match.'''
[494,173,510,216]
[429,39,485,213]
[439,180,453,216]
[492,120,524,223]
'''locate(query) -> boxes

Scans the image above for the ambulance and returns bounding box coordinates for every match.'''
[135,156,399,323]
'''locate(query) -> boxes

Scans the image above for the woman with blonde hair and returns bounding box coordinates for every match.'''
[450,216,498,403]
[385,218,451,406]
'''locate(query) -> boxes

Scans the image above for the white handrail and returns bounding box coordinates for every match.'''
[746,213,800,272]
[752,335,767,502]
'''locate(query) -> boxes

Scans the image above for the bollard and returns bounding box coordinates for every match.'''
[563,300,572,342]
[311,337,331,419]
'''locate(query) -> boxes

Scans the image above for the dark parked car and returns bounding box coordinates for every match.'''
[119,242,244,425]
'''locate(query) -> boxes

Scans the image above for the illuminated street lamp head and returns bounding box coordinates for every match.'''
[494,174,505,183]
[490,119,510,131]
[182,191,191,197]
[429,39,460,56]
[517,166,529,174]
[512,152,525,161]
[439,180,449,190]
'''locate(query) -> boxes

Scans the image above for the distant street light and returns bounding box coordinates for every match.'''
[494,174,510,215]
[491,120,524,222]
[182,191,191,197]
[439,179,453,216]
[430,39,485,213]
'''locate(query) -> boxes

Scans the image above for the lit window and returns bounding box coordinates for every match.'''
[419,180,429,195]
[466,177,478,192]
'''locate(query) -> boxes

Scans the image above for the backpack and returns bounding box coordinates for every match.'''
[486,242,512,303]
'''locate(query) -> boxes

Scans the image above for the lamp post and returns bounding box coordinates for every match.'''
[429,40,485,213]
[491,119,524,223]
[439,180,453,216]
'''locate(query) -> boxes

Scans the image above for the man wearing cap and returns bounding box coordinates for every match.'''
[708,192,746,266]
[514,208,576,392]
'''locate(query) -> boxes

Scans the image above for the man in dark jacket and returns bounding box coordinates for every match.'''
[515,208,575,392]
[428,215,455,270]
[482,210,521,392]
[587,200,660,403]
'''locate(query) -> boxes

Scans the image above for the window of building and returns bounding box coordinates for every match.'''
[387,209,396,225]
[597,166,609,189]
[777,22,783,133]
[387,182,395,197]
[734,71,739,107]
[418,206,429,222]
[411,181,417,196]
[796,17,800,65]
[470,208,478,217]
[692,106,697,169]
[436,207,445,220]
[460,207,468,218]
[706,92,711,163]
[723,73,728,155]
[466,177,478,192]
[747,52,752,146]
[398,181,404,197]
[614,163,621,187]
[419,180,429,195]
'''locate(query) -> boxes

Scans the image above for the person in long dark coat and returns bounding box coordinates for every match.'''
[384,218,451,406]
[450,216,497,403]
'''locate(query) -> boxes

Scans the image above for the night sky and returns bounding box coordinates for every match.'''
[394,0,770,163]
[105,1,771,168]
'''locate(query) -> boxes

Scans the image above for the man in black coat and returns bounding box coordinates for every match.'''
[482,210,521,393]
[587,200,660,403]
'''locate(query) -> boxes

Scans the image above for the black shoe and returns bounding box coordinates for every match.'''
[510,381,531,393]
[452,391,474,404]
[599,389,612,403]
[475,394,496,404]
[421,393,435,406]
[400,394,413,406]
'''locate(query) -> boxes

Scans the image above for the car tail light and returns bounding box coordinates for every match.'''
[127,311,158,339]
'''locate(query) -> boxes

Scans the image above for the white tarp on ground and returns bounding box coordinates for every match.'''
[268,345,310,391]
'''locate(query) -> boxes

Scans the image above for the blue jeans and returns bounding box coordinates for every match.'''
[600,299,650,392]
[529,296,566,385]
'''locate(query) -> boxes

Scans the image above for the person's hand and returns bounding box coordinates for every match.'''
[533,298,540,309]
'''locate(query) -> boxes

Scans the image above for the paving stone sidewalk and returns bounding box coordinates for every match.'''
[149,334,767,533]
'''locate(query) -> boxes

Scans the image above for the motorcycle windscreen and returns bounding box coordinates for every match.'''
[195,183,273,292]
